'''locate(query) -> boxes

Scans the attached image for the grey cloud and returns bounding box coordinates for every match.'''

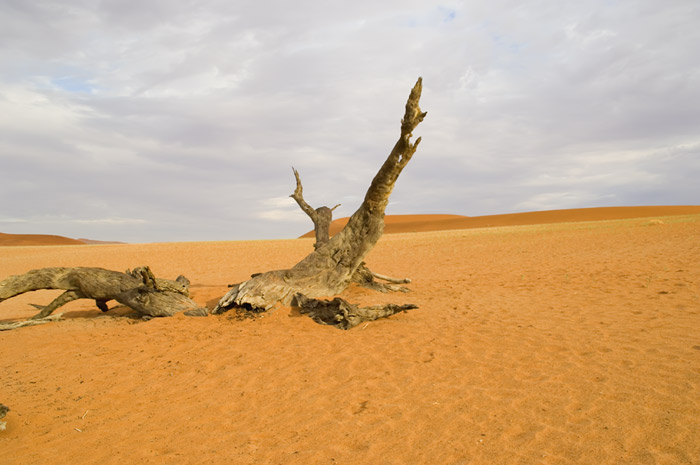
[1,0,698,242]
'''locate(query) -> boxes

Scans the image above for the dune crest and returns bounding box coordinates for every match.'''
[0,233,84,247]
[300,205,700,237]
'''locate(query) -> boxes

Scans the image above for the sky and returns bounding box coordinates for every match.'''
[1,0,699,243]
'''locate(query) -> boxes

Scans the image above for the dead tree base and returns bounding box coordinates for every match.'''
[292,293,417,330]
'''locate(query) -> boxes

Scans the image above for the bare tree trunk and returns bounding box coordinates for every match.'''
[0,267,207,321]
[289,168,411,292]
[215,77,426,313]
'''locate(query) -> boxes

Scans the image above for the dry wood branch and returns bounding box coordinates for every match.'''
[351,263,411,293]
[290,167,318,222]
[370,271,411,284]
[290,167,339,250]
[0,267,206,321]
[293,294,417,330]
[0,313,62,331]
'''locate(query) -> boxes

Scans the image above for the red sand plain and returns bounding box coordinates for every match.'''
[1,207,700,464]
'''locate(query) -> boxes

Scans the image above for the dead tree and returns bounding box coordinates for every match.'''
[214,77,426,315]
[0,266,207,321]
[290,167,411,293]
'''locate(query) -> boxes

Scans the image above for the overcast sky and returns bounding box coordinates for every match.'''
[1,0,698,243]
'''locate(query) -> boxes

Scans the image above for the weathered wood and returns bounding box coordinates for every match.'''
[0,266,206,320]
[0,313,63,331]
[214,78,426,314]
[292,293,417,330]
[291,168,411,291]
[290,167,340,250]
[351,263,411,293]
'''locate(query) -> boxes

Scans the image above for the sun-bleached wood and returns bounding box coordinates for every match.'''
[0,266,206,321]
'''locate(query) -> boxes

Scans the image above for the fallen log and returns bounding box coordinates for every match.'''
[0,266,206,321]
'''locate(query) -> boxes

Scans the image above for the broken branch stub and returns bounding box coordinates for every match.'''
[290,167,338,250]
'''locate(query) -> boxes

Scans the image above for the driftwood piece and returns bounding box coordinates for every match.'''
[214,77,426,314]
[0,266,206,321]
[293,293,418,330]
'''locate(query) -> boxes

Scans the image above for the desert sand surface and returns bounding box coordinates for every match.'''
[1,208,700,464]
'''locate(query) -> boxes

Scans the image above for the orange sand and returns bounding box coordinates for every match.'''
[1,208,700,464]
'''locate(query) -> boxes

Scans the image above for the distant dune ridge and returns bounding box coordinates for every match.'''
[0,233,84,247]
[1,206,699,246]
[0,233,124,247]
[299,205,700,237]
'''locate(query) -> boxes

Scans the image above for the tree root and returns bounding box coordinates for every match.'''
[351,263,411,293]
[292,293,418,330]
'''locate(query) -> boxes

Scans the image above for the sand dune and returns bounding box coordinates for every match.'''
[0,232,84,247]
[3,206,698,246]
[0,233,124,247]
[300,205,700,237]
[1,208,700,464]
